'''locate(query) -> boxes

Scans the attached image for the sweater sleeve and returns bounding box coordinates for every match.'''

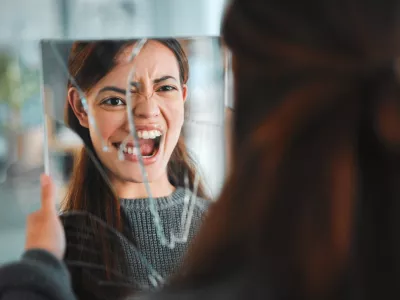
[0,249,76,300]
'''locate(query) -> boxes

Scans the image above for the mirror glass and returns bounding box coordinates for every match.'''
[40,37,228,294]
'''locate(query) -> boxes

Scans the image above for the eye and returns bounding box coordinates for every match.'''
[157,85,177,92]
[102,97,125,106]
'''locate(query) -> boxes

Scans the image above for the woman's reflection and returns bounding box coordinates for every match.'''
[60,39,210,297]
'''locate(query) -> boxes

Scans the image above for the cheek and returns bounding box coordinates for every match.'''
[163,101,185,133]
[90,109,127,141]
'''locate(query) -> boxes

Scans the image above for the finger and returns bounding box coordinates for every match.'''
[41,174,55,212]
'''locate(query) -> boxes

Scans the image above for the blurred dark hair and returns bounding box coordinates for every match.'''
[60,39,208,299]
[172,0,400,299]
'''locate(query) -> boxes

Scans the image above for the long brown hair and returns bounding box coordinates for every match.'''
[172,0,400,299]
[60,39,208,298]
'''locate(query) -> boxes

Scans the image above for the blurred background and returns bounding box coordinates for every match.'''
[0,0,229,264]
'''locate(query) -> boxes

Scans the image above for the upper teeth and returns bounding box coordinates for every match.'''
[138,130,162,139]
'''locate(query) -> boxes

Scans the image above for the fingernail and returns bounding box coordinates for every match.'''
[41,174,50,186]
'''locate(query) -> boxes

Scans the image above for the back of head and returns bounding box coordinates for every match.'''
[174,0,400,299]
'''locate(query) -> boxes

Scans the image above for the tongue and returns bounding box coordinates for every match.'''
[139,139,155,156]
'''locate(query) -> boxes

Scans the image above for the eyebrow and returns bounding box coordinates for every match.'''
[98,86,126,96]
[97,76,178,96]
[153,75,177,84]
[130,76,178,87]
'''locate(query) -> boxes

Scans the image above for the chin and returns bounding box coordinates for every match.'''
[115,164,167,183]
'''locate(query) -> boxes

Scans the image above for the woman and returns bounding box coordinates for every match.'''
[59,39,210,297]
[3,0,400,299]
[148,0,400,298]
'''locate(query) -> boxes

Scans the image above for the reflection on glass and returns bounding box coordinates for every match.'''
[41,37,226,297]
[0,43,44,264]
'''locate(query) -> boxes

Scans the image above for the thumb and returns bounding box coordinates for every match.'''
[40,174,55,212]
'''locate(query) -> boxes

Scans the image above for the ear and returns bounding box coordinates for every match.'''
[182,84,188,103]
[68,87,89,128]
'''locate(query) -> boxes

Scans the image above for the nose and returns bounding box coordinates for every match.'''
[133,96,160,119]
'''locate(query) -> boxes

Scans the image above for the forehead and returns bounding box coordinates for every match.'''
[116,40,180,77]
[88,41,181,95]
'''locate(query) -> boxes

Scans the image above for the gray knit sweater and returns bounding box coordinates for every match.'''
[117,187,209,289]
[62,187,209,295]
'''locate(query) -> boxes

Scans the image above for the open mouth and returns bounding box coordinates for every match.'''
[113,129,163,159]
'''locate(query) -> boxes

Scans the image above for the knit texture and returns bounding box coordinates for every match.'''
[62,187,210,294]
[119,187,209,289]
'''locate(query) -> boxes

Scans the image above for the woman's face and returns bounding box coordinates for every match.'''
[71,41,187,183]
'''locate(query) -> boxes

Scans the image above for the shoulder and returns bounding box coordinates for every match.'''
[58,211,95,225]
[0,249,76,300]
[58,211,87,229]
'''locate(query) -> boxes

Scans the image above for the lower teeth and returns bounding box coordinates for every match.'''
[122,149,156,157]
[116,144,158,158]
